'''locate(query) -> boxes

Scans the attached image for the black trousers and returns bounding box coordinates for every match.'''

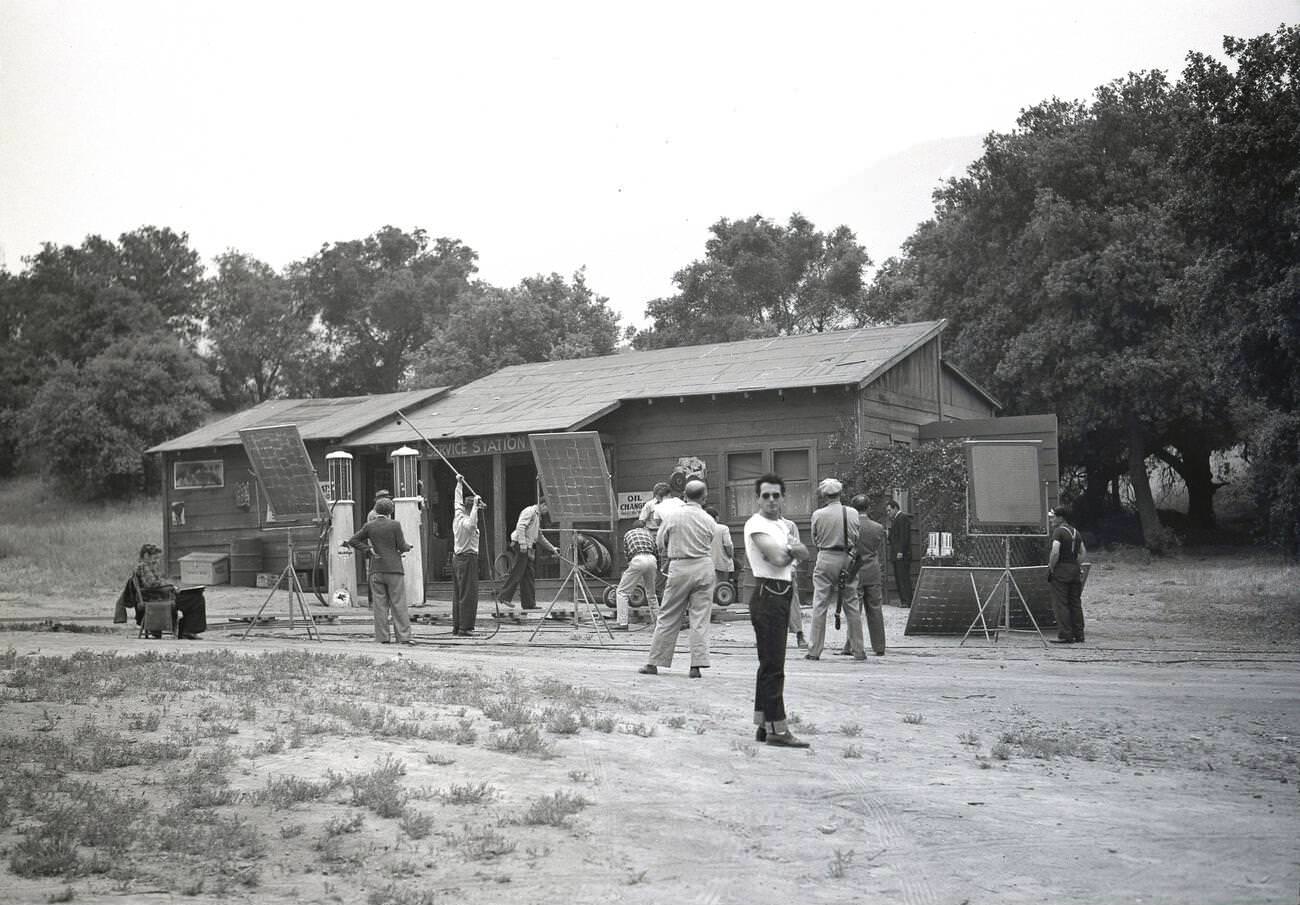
[497,549,536,608]
[892,559,914,607]
[1050,563,1085,640]
[452,551,478,633]
[749,580,793,728]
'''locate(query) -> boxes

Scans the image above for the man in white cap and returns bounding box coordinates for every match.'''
[805,477,865,660]
[638,478,716,678]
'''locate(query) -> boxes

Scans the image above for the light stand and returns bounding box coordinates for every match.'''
[528,545,614,644]
[241,526,321,641]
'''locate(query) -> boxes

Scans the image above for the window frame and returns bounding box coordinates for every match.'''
[723,445,817,523]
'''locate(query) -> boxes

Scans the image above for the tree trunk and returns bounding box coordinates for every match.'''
[1155,444,1219,531]
[1127,416,1169,552]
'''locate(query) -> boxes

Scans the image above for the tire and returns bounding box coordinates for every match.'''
[629,586,646,607]
[494,552,513,581]
[603,586,618,608]
[713,582,735,607]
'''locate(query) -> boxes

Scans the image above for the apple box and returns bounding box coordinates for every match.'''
[179,552,229,586]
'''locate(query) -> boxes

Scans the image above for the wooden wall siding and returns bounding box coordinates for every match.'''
[870,338,940,405]
[595,387,857,502]
[941,371,999,421]
[161,444,331,579]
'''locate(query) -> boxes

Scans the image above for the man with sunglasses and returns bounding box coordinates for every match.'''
[744,473,812,748]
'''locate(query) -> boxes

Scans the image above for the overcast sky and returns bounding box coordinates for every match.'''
[0,1,1293,328]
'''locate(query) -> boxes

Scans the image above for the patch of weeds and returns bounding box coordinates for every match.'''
[518,790,590,827]
[279,823,305,839]
[568,770,591,783]
[399,808,434,840]
[247,732,287,757]
[999,726,1098,761]
[349,755,408,818]
[729,740,757,759]
[665,715,687,730]
[902,712,925,725]
[453,719,478,746]
[324,813,365,836]
[425,752,456,766]
[260,772,345,809]
[543,707,582,735]
[46,885,75,903]
[488,725,554,758]
[827,848,855,879]
[451,823,517,861]
[620,722,656,738]
[367,882,437,905]
[482,700,534,728]
[590,715,616,733]
[958,730,981,747]
[991,741,1012,760]
[627,869,648,885]
[9,821,80,877]
[843,744,864,759]
[239,701,258,721]
[438,782,496,805]
[838,722,863,737]
[126,710,162,732]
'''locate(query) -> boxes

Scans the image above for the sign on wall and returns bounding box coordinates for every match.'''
[617,491,651,520]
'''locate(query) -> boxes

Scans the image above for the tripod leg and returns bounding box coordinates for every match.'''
[1006,571,1049,648]
[242,564,293,641]
[528,566,576,643]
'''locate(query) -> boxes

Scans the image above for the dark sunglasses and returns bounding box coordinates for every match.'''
[760,491,783,499]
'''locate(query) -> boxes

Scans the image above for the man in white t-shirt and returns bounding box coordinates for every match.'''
[743,472,812,748]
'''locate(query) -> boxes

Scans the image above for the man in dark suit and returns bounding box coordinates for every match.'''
[885,500,913,608]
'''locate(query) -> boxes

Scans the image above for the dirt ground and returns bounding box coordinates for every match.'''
[1,551,1297,905]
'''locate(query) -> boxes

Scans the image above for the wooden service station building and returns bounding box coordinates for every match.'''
[148,320,1000,601]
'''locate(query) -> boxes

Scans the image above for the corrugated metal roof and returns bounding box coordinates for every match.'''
[148,388,449,453]
[346,321,949,447]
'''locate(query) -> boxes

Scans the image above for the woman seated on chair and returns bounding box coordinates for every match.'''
[114,544,206,639]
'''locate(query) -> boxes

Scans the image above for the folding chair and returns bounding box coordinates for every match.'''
[132,576,178,639]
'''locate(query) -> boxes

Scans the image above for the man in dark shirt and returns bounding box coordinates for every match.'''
[1047,506,1088,644]
[345,497,414,645]
[842,495,887,656]
[886,500,913,607]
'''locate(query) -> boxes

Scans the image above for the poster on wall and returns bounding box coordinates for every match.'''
[174,460,224,490]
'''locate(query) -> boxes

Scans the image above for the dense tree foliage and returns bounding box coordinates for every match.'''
[865,29,1298,550]
[631,214,871,349]
[406,271,620,388]
[203,251,316,408]
[290,227,479,395]
[20,333,214,498]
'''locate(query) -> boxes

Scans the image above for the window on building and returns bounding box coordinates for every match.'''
[725,451,764,522]
[773,448,812,515]
[725,447,815,520]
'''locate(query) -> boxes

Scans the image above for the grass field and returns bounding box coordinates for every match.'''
[0,477,162,597]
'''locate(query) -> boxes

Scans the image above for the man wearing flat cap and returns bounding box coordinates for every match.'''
[805,478,865,660]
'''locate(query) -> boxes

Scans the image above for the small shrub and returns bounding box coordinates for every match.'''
[902,713,925,725]
[324,813,365,836]
[543,708,582,735]
[958,730,980,747]
[488,725,553,757]
[399,809,434,840]
[438,782,496,805]
[991,741,1012,760]
[665,715,687,730]
[827,848,855,879]
[519,791,590,827]
[838,723,863,737]
[843,744,864,759]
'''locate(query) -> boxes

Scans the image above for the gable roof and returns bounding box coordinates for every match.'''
[346,321,965,447]
[148,388,449,453]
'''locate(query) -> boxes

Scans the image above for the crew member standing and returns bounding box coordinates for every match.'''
[1047,506,1088,644]
[345,497,414,645]
[614,522,659,631]
[886,500,914,607]
[496,498,556,613]
[636,483,673,534]
[745,472,812,748]
[638,479,716,678]
[843,494,887,656]
[450,475,483,637]
[806,478,864,660]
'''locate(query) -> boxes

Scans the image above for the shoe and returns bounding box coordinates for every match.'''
[404,640,416,646]
[379,640,392,644]
[638,665,658,675]
[835,648,853,657]
[1074,636,1085,643]
[1049,638,1073,645]
[874,651,885,657]
[755,727,768,742]
[796,633,808,650]
[689,667,702,678]
[521,604,539,611]
[765,731,810,749]
[148,633,162,639]
[612,625,629,632]
[853,654,868,661]
[180,633,199,640]
[804,654,819,661]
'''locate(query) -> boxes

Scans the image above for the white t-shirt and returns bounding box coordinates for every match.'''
[745,513,797,581]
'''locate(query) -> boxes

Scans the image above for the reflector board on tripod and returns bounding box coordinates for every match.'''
[238,424,328,523]
[903,564,1090,635]
[965,440,1048,534]
[528,432,614,522]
